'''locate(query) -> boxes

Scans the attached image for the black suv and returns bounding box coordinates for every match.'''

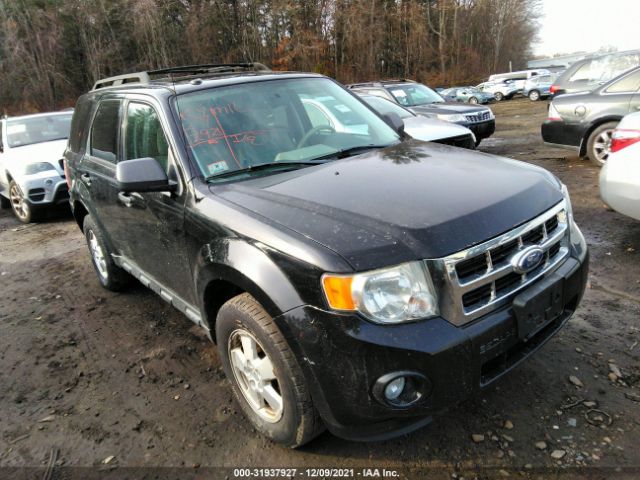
[346,80,495,145]
[65,63,588,447]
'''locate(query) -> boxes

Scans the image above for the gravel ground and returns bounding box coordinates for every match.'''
[1,97,639,479]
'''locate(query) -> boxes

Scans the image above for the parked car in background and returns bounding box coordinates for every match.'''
[541,66,640,166]
[356,94,476,149]
[440,86,495,105]
[66,64,587,447]
[600,111,640,221]
[0,111,73,222]
[523,74,558,101]
[550,49,640,97]
[476,81,520,101]
[347,80,495,145]
[488,69,551,90]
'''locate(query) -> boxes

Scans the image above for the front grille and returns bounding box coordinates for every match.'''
[429,201,570,326]
[464,111,492,123]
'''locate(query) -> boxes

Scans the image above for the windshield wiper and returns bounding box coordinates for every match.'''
[206,160,328,181]
[310,144,393,161]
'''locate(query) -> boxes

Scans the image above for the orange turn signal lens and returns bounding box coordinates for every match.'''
[322,275,355,310]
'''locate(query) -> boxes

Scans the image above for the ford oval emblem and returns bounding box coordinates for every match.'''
[511,246,545,274]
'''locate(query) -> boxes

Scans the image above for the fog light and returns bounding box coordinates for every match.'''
[384,377,406,400]
[373,371,431,408]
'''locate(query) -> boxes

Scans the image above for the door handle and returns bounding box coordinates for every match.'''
[118,191,144,208]
[80,173,92,187]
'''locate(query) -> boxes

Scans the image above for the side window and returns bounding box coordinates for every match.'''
[124,102,170,172]
[605,70,640,93]
[90,100,120,163]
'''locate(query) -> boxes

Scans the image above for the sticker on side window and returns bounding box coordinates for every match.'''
[206,161,229,176]
[333,105,351,113]
[391,89,407,97]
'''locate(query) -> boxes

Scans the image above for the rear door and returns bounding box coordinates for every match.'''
[80,98,123,246]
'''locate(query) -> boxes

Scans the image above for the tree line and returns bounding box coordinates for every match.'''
[0,0,541,114]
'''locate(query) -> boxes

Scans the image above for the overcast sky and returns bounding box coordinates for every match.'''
[534,0,640,57]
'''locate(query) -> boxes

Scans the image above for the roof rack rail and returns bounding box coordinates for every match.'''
[92,72,151,91]
[149,62,270,76]
[91,63,271,91]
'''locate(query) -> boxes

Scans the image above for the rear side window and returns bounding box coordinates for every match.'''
[90,100,121,163]
[123,102,170,172]
[605,69,640,93]
[69,98,93,152]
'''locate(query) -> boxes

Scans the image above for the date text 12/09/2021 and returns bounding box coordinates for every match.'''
[233,468,400,478]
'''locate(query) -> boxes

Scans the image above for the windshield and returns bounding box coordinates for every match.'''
[176,77,399,180]
[387,84,445,106]
[359,95,414,120]
[6,113,72,148]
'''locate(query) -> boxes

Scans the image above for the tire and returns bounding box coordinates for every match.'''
[586,121,618,167]
[216,293,324,448]
[494,92,504,102]
[529,90,540,101]
[0,193,10,209]
[9,180,38,223]
[468,96,479,104]
[82,215,131,291]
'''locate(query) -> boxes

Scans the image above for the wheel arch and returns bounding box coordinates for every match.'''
[195,239,305,343]
[579,116,622,157]
[72,199,89,231]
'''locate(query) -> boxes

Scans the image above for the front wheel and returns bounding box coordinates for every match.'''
[494,92,504,102]
[216,293,324,447]
[587,121,618,166]
[529,90,541,101]
[468,96,479,104]
[9,180,37,223]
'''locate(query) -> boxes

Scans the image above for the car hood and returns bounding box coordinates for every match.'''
[403,116,473,141]
[3,139,67,175]
[409,102,489,116]
[211,140,562,271]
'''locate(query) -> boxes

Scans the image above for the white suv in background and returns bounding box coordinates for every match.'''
[0,111,73,223]
[600,111,640,221]
[476,81,520,102]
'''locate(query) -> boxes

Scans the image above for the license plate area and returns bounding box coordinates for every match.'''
[512,274,564,341]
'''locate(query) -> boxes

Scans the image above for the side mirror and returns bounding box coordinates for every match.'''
[116,157,175,193]
[381,112,405,135]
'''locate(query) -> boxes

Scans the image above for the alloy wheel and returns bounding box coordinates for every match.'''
[529,90,540,101]
[88,230,108,280]
[228,329,283,423]
[9,183,29,221]
[592,129,613,165]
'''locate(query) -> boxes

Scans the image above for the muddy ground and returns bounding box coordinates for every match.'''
[1,98,639,480]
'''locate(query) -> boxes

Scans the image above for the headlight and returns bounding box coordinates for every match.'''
[322,261,439,324]
[23,162,56,175]
[436,113,466,123]
[487,109,495,119]
[561,183,574,223]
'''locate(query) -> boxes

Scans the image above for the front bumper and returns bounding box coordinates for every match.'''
[461,119,495,140]
[19,175,69,207]
[276,249,588,441]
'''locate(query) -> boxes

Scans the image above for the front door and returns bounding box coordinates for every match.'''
[115,100,193,302]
